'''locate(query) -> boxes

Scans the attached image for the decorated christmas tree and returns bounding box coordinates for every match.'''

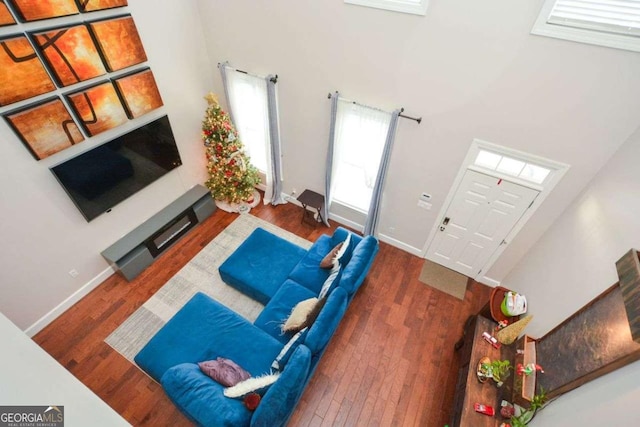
[202,93,261,206]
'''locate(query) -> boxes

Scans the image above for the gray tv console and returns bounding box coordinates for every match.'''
[101,184,215,281]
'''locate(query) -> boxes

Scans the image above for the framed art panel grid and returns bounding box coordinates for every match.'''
[1,1,164,162]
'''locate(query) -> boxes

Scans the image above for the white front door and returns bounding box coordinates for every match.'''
[426,169,539,277]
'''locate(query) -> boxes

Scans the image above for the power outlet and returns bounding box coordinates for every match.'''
[69,269,79,278]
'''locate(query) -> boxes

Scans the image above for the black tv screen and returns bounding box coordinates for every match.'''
[51,115,182,221]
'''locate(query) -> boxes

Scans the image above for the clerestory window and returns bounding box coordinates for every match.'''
[344,0,428,16]
[531,0,640,52]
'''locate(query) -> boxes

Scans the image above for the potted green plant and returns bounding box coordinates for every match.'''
[480,359,512,386]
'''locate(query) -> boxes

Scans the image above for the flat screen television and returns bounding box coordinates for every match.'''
[51,115,182,222]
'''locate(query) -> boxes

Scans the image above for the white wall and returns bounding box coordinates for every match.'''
[0,313,130,426]
[503,127,640,426]
[196,0,640,279]
[0,0,214,331]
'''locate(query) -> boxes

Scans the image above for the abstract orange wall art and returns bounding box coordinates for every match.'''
[4,97,84,160]
[0,35,56,106]
[4,6,160,161]
[89,15,147,72]
[77,0,127,13]
[67,81,128,136]
[0,1,16,26]
[9,0,78,22]
[114,68,163,119]
[32,24,106,87]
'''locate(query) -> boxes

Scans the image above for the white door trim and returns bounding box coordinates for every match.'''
[422,138,570,283]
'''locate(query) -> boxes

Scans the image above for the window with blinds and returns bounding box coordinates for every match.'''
[532,0,640,52]
[344,0,428,16]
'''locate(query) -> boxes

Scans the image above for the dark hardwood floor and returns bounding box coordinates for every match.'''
[33,198,491,427]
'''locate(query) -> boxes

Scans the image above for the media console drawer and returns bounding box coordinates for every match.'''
[101,185,215,281]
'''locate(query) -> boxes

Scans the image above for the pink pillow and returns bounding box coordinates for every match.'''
[198,357,251,387]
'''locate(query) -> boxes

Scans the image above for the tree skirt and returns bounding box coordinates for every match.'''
[215,189,261,214]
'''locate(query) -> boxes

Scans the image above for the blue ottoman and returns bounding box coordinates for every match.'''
[218,228,307,304]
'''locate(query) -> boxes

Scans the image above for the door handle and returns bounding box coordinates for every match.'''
[439,217,450,231]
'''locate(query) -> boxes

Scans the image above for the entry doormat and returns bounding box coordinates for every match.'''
[105,214,312,363]
[418,259,469,300]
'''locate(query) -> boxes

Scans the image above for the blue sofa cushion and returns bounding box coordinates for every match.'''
[134,293,282,382]
[162,345,312,427]
[253,279,316,344]
[286,235,333,293]
[288,228,360,294]
[304,287,348,354]
[337,235,379,296]
[219,228,307,304]
[162,363,252,427]
[251,345,312,427]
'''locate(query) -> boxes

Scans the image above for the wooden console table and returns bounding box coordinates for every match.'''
[451,315,515,427]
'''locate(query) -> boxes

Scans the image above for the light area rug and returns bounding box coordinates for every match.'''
[105,214,312,363]
[418,259,469,300]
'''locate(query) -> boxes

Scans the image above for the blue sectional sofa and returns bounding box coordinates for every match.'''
[134,226,379,427]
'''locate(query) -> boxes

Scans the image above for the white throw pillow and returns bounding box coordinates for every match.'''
[223,372,281,398]
[335,233,351,261]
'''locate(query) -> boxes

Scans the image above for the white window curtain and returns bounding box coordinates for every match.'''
[219,63,284,204]
[224,69,270,173]
[331,99,392,212]
[323,92,400,235]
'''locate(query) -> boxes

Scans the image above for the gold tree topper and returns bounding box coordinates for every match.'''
[204,92,219,106]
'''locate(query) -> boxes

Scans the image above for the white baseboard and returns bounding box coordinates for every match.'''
[377,233,422,256]
[283,192,300,206]
[284,193,360,230]
[283,193,421,256]
[25,267,115,337]
[328,213,363,233]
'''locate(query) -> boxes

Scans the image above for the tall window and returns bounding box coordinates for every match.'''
[532,0,640,52]
[331,99,392,212]
[225,71,269,173]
